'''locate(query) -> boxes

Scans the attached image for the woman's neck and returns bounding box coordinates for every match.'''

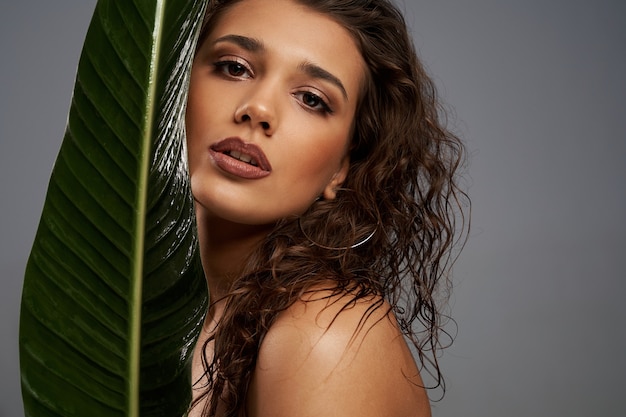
[194,204,272,303]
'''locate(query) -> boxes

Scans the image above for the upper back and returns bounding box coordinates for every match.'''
[246,289,432,417]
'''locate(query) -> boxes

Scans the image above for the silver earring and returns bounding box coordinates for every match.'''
[298,217,377,251]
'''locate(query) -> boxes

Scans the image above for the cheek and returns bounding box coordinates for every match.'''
[185,78,226,167]
[186,68,224,135]
[185,85,205,151]
[184,112,205,174]
[280,129,349,189]
[186,80,213,133]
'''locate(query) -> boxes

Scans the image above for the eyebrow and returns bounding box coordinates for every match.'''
[213,34,265,53]
[298,61,348,101]
[213,34,348,101]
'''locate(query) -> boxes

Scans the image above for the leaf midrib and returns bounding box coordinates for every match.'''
[129,1,167,415]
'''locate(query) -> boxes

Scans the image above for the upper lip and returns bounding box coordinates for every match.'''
[209,137,272,171]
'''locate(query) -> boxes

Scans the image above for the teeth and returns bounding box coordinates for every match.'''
[227,150,257,166]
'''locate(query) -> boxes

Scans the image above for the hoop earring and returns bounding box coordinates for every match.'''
[298,217,377,251]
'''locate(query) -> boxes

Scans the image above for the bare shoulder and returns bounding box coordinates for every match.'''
[246,289,431,417]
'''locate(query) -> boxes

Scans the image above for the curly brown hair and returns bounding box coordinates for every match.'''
[191,0,469,415]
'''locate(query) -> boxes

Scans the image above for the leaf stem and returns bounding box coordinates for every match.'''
[129,1,167,415]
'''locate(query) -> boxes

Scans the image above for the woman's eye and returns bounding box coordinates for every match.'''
[227,63,247,77]
[215,60,251,79]
[298,92,332,113]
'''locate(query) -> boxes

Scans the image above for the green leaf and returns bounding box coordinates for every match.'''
[19,1,209,415]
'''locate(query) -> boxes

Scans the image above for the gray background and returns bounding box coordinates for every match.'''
[1,1,624,416]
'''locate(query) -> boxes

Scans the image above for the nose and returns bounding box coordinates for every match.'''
[234,85,277,136]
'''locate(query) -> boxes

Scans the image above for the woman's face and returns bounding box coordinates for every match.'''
[186,0,365,226]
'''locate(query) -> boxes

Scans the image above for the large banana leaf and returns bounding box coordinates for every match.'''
[19,1,209,415]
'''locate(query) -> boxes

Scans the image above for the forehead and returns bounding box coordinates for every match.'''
[205,0,365,100]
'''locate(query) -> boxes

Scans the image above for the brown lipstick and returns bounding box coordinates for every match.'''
[209,137,272,179]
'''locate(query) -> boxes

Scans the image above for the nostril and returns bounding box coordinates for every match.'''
[261,121,270,130]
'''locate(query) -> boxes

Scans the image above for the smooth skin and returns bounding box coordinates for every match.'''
[247,291,431,417]
[186,0,431,415]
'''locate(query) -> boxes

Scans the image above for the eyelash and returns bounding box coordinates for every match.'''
[214,59,253,79]
[293,91,333,114]
[213,58,333,114]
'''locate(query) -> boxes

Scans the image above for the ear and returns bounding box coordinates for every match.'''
[323,155,350,200]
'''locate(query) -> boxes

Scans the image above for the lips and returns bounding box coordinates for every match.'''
[209,137,272,179]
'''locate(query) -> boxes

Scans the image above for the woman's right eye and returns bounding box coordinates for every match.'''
[214,60,252,79]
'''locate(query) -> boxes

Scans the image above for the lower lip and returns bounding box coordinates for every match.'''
[209,150,271,179]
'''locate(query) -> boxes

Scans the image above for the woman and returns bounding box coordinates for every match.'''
[185,0,467,416]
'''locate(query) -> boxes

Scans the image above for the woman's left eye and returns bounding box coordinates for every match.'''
[296,91,332,114]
